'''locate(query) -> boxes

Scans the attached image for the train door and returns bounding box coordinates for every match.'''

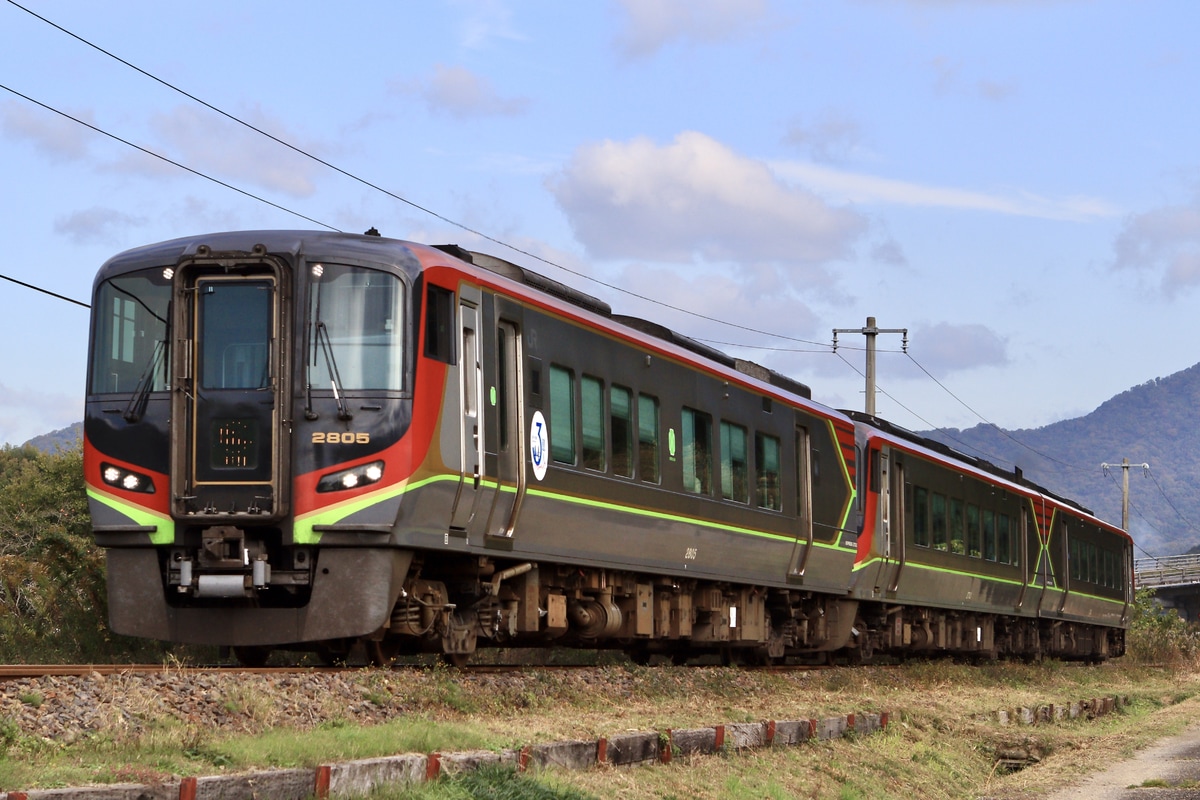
[448,290,484,530]
[483,318,525,540]
[170,262,287,519]
[874,452,906,595]
[786,424,815,579]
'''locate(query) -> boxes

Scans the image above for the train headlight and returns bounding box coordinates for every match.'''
[317,460,385,493]
[100,463,155,494]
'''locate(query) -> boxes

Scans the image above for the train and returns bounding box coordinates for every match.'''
[83,230,1133,666]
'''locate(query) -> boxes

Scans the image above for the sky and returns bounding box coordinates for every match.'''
[1,0,1199,450]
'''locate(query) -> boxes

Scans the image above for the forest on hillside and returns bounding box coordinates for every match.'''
[920,362,1200,559]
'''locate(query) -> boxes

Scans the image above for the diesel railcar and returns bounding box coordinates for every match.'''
[83,229,1132,665]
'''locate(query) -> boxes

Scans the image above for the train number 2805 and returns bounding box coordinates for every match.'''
[311,432,371,444]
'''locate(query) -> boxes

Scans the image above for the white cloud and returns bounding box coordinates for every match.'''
[1112,201,1200,293]
[771,160,1119,221]
[613,0,770,58]
[397,64,530,120]
[550,132,867,265]
[54,207,146,246]
[452,0,527,48]
[909,322,1009,377]
[1,100,94,161]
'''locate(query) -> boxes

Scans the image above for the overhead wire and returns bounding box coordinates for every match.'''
[4,1,1194,561]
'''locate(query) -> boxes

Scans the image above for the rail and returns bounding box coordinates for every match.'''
[1135,553,1200,588]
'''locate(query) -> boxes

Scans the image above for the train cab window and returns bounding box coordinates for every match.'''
[681,407,713,495]
[309,264,406,391]
[610,386,634,478]
[949,498,965,554]
[931,492,948,550]
[424,285,455,363]
[581,375,605,472]
[720,421,749,503]
[90,267,172,394]
[755,432,782,511]
[966,504,982,558]
[913,487,930,547]
[549,365,576,464]
[638,394,660,484]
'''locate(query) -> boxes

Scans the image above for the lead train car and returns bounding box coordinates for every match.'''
[846,413,1133,660]
[85,230,863,665]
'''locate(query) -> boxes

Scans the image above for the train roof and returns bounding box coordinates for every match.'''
[844,409,1105,520]
[94,228,820,408]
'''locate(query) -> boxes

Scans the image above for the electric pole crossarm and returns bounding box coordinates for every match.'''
[832,316,908,417]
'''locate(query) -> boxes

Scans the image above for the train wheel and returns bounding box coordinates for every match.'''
[368,638,402,668]
[442,652,471,668]
[232,645,272,668]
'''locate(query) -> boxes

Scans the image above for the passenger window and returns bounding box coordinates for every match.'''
[638,394,660,484]
[931,493,947,551]
[681,407,713,494]
[913,487,929,547]
[581,375,605,472]
[549,365,575,464]
[966,503,981,558]
[755,432,782,511]
[949,498,965,554]
[983,509,996,561]
[610,386,633,478]
[720,421,749,503]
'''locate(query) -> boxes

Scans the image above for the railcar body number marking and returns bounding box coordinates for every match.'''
[312,432,371,444]
[530,410,549,481]
[684,547,698,560]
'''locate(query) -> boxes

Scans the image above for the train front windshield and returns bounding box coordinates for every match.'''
[89,268,172,395]
[307,263,407,393]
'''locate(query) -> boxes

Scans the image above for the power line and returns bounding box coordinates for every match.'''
[0,83,340,233]
[0,273,89,308]
[4,0,832,349]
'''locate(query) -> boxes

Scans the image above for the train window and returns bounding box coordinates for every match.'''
[638,394,660,484]
[931,492,948,550]
[997,513,1012,564]
[949,498,965,554]
[966,503,981,558]
[610,386,633,478]
[913,486,930,547]
[755,433,782,511]
[983,509,996,561]
[720,421,749,503]
[1069,538,1081,582]
[549,365,576,464]
[582,375,605,472]
[424,285,455,363]
[309,265,405,391]
[90,268,172,394]
[1089,542,1099,584]
[681,407,713,495]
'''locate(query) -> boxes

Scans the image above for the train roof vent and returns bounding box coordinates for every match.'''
[434,245,611,318]
[612,315,736,368]
[735,359,812,400]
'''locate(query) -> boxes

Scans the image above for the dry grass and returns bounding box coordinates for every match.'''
[1,659,1197,798]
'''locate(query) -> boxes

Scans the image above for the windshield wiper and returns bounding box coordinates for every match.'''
[123,339,167,423]
[309,321,353,421]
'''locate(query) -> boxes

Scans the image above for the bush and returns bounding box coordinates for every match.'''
[1125,587,1200,666]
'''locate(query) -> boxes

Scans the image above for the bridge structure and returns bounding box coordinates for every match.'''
[1135,554,1200,622]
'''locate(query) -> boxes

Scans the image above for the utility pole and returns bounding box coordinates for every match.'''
[833,316,908,417]
[1101,458,1149,532]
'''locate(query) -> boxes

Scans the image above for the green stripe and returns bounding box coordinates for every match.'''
[851,555,1126,605]
[87,488,175,545]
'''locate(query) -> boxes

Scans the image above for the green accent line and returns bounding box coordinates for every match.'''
[87,488,174,545]
[826,418,858,545]
[850,555,1126,606]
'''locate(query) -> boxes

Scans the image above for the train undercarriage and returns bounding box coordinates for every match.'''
[228,552,1124,667]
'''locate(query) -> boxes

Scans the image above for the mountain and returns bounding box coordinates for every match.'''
[919,362,1200,558]
[24,422,82,453]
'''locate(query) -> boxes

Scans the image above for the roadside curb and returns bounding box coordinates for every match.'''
[0,710,890,799]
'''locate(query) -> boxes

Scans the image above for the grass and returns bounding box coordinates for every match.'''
[1,659,1198,798]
